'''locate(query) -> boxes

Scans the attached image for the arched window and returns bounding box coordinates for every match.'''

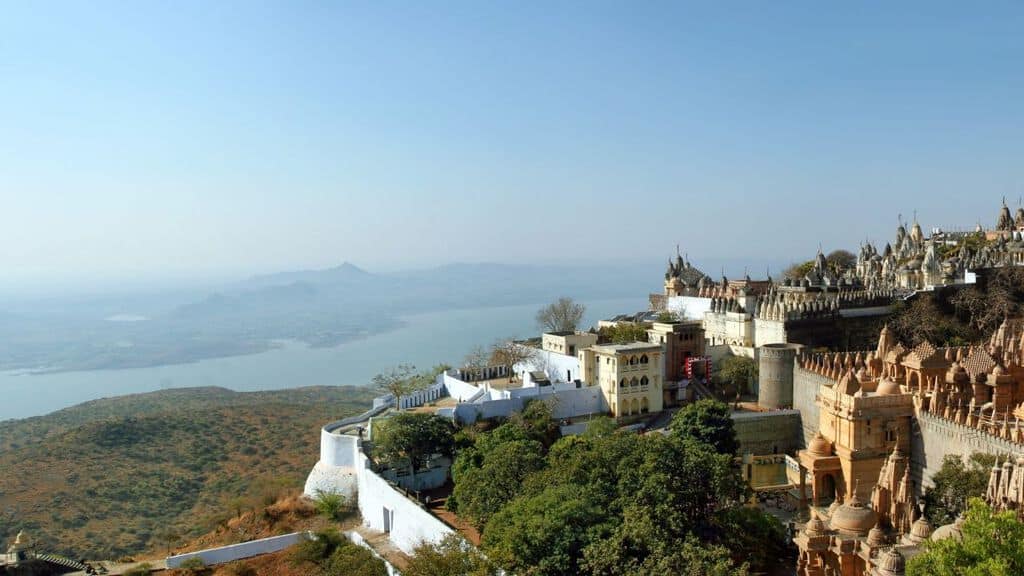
[640,354,649,364]
[629,356,637,365]
[630,377,639,387]
[619,378,626,388]
[640,376,649,387]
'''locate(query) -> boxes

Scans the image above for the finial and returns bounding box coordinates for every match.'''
[676,243,680,257]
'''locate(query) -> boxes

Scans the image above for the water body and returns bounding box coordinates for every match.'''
[0,297,644,421]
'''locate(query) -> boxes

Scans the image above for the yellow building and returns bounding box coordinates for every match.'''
[579,342,664,417]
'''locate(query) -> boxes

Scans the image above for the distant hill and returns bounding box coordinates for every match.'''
[0,386,377,559]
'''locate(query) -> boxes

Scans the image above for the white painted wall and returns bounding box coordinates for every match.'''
[166,533,310,568]
[516,349,582,384]
[667,296,711,320]
[442,372,485,401]
[357,453,455,554]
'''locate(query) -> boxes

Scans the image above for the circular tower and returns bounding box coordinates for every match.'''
[758,343,802,409]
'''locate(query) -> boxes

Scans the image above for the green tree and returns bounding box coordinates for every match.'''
[908,499,1024,576]
[784,260,814,281]
[715,356,758,396]
[599,323,650,344]
[372,413,455,472]
[536,297,587,333]
[670,399,740,455]
[922,453,997,526]
[483,483,614,576]
[404,534,499,576]
[451,439,546,527]
[825,249,856,273]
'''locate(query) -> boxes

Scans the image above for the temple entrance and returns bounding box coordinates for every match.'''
[821,474,837,503]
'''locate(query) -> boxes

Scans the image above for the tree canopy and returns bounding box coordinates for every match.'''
[446,400,780,576]
[908,499,1024,576]
[372,412,455,472]
[922,453,997,526]
[714,356,758,397]
[404,534,499,576]
[669,399,740,455]
[536,297,586,333]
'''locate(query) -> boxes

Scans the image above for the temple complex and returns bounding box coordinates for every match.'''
[790,317,1024,576]
[854,200,1024,291]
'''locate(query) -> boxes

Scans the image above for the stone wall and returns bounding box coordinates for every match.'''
[732,410,802,455]
[912,411,1022,488]
[793,366,831,448]
[758,344,802,409]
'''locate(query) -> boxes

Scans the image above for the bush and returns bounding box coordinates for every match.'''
[178,556,209,574]
[314,490,351,522]
[123,563,153,576]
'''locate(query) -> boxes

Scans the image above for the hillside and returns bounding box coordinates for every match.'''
[0,386,377,560]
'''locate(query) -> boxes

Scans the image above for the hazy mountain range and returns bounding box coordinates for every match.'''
[0,258,787,374]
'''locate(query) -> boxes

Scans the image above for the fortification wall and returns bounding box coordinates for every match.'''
[912,411,1023,488]
[793,366,831,448]
[732,410,802,455]
[758,344,801,409]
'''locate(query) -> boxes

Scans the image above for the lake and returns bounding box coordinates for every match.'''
[0,297,645,420]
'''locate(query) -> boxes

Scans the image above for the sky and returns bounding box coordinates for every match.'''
[2,1,1022,290]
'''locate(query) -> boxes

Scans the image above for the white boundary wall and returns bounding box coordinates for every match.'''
[166,532,310,568]
[356,448,455,553]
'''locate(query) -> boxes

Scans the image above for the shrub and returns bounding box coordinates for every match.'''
[314,490,351,522]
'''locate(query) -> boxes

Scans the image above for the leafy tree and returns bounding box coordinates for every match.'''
[404,534,500,576]
[509,400,560,448]
[714,356,758,396]
[670,399,740,455]
[908,499,1024,576]
[599,323,650,344]
[825,249,856,272]
[451,439,546,527]
[583,416,618,438]
[922,453,997,526]
[483,484,614,576]
[536,297,586,333]
[372,413,455,472]
[784,260,814,281]
[714,506,792,572]
[656,311,678,323]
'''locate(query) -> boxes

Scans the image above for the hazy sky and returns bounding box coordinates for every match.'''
[2,2,1022,286]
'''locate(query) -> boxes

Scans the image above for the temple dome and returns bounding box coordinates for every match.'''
[807,432,833,456]
[876,377,902,396]
[905,515,933,543]
[931,516,965,542]
[866,522,888,547]
[873,548,906,576]
[830,494,877,536]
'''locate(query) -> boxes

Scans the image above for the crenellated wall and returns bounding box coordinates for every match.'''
[912,410,1022,488]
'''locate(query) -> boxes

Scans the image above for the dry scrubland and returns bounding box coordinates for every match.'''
[0,386,376,559]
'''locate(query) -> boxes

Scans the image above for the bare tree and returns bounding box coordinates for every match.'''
[490,339,533,383]
[463,345,491,380]
[372,364,424,410]
[535,297,586,333]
